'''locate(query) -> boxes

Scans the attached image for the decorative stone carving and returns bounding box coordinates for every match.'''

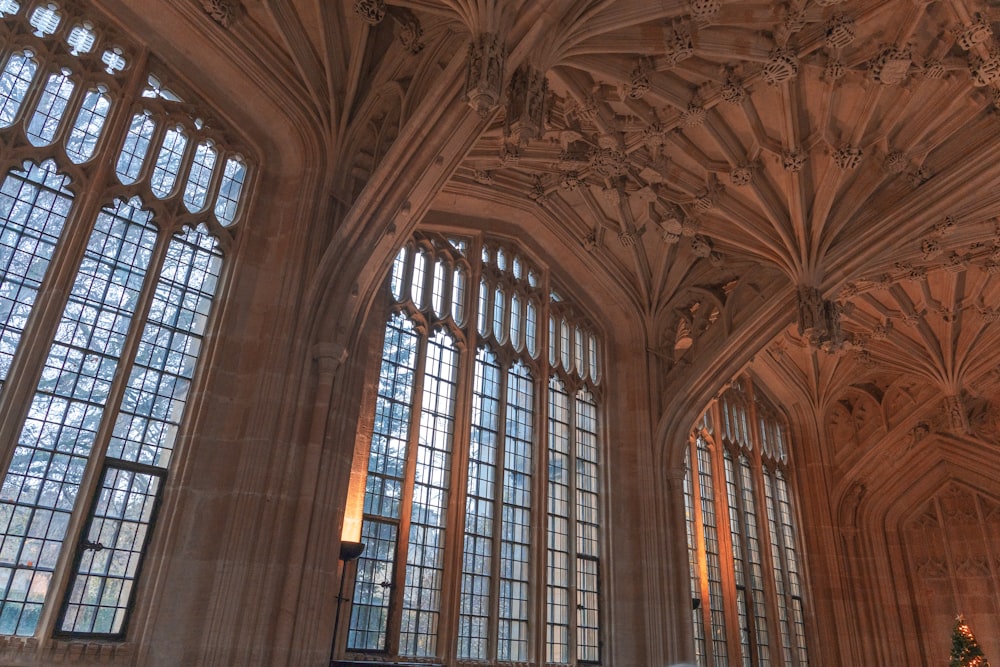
[618,229,638,247]
[823,58,846,81]
[915,557,948,578]
[870,45,911,85]
[933,216,955,236]
[528,174,548,204]
[681,103,706,127]
[797,285,848,352]
[922,59,944,79]
[920,238,941,259]
[473,169,495,185]
[695,177,722,209]
[944,251,969,272]
[498,142,519,167]
[590,147,629,177]
[559,171,584,191]
[762,48,798,85]
[505,65,547,145]
[465,33,505,118]
[945,394,970,434]
[833,144,862,169]
[570,94,601,125]
[825,13,856,49]
[870,319,892,340]
[908,165,931,186]
[353,0,386,25]
[957,14,993,51]
[393,9,424,54]
[625,61,650,99]
[200,0,238,27]
[720,73,746,103]
[663,21,695,66]
[690,0,722,26]
[730,162,754,186]
[883,151,907,174]
[969,50,1000,87]
[782,148,805,172]
[690,234,713,257]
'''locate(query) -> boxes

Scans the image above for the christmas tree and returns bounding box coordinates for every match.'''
[951,616,990,667]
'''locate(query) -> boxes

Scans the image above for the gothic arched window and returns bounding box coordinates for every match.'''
[0,3,250,639]
[684,379,809,667]
[344,233,604,665]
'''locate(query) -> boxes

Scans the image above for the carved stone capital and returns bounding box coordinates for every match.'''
[465,32,506,118]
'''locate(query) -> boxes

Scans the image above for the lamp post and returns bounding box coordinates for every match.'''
[330,540,365,664]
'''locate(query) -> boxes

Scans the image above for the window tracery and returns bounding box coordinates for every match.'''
[0,2,251,639]
[684,379,808,666]
[346,233,604,665]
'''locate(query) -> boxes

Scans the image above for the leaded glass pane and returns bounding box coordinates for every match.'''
[458,348,499,660]
[499,362,532,661]
[0,161,72,389]
[57,465,162,636]
[149,126,187,198]
[0,52,37,127]
[116,113,156,185]
[451,265,465,325]
[0,198,156,636]
[390,246,407,302]
[182,141,217,212]
[348,313,419,650]
[400,330,458,657]
[66,89,110,163]
[213,157,246,226]
[546,378,571,664]
[107,226,222,468]
[26,70,74,146]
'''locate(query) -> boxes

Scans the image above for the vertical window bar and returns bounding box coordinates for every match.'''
[0,51,37,128]
[764,470,794,665]
[458,347,500,661]
[740,454,769,666]
[0,198,157,636]
[684,454,708,666]
[348,313,419,651]
[776,471,808,665]
[498,362,532,661]
[399,330,458,657]
[697,435,728,666]
[26,70,75,146]
[0,161,73,389]
[546,378,571,663]
[724,450,750,667]
[575,389,600,662]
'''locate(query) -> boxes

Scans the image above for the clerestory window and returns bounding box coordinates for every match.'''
[684,378,809,667]
[343,233,603,665]
[0,3,250,639]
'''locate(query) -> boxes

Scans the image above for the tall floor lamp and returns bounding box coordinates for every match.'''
[330,540,366,663]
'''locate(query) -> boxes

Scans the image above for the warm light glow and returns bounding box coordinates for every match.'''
[341,469,366,543]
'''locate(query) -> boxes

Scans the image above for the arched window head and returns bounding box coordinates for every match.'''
[683,378,809,667]
[0,2,253,641]
[344,232,604,665]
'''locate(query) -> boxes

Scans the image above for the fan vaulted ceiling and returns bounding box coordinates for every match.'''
[229,0,1000,460]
